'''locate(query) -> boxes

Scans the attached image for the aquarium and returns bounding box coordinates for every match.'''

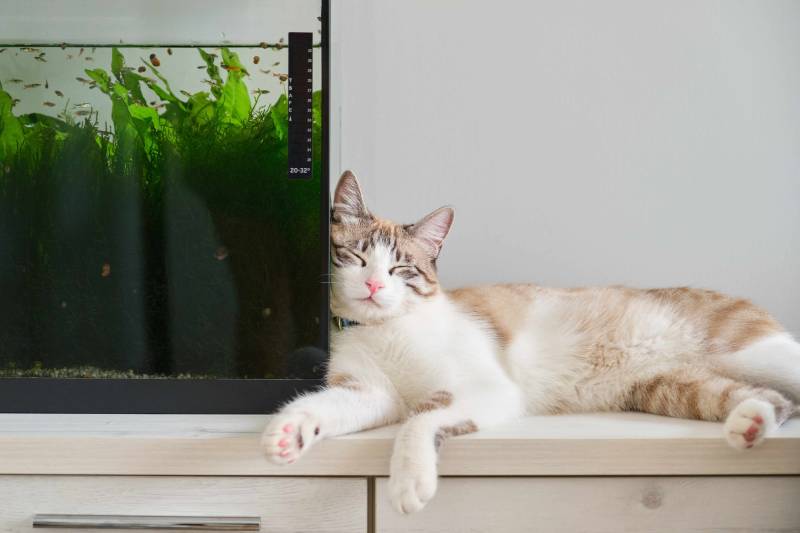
[0,0,329,412]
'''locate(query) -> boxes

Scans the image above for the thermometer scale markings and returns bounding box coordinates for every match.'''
[287,32,313,179]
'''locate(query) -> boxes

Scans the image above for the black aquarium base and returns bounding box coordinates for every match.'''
[0,378,322,414]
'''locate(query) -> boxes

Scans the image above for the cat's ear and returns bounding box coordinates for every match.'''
[332,171,371,224]
[409,206,454,257]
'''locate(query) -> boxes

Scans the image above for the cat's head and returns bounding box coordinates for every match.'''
[330,171,454,324]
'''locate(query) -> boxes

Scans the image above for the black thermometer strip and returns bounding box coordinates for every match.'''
[287,32,313,179]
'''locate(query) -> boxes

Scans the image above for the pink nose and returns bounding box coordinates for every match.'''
[365,278,384,295]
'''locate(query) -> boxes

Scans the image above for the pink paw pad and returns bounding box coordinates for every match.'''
[743,425,759,442]
[279,450,290,457]
[753,415,764,425]
[278,438,289,448]
[282,424,293,433]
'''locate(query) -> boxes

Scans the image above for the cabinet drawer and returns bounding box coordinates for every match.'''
[0,476,366,533]
[376,476,800,532]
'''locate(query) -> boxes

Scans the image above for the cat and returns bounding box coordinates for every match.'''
[262,170,800,514]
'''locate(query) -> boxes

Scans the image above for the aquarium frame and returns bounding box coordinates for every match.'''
[0,0,330,414]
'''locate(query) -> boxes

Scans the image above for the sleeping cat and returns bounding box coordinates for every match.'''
[262,171,800,514]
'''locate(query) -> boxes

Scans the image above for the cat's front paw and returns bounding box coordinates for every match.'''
[261,412,320,465]
[388,452,438,514]
[724,398,776,450]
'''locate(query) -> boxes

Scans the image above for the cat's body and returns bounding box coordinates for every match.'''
[262,172,800,514]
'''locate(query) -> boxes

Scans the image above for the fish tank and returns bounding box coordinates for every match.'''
[0,0,330,412]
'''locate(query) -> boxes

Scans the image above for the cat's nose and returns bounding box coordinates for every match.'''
[365,278,385,295]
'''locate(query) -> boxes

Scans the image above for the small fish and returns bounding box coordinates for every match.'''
[59,42,67,49]
[214,246,229,261]
[259,69,271,75]
[201,78,218,86]
[34,55,47,62]
[78,47,84,56]
[101,263,111,278]
[137,66,146,73]
[74,109,92,116]
[272,72,288,82]
[272,61,280,66]
[278,37,284,44]
[23,83,42,89]
[43,101,56,107]
[252,89,270,95]
[5,78,23,84]
[121,66,134,72]
[11,98,20,106]
[149,100,156,106]
[167,47,173,55]
[45,80,48,88]
[150,56,160,67]
[76,77,92,84]
[179,90,191,97]
[88,82,97,89]
[253,55,260,64]
[84,56,93,61]
[20,47,40,52]
[259,42,268,49]
[55,90,64,97]
[91,47,96,53]
[73,102,92,108]
[221,64,241,72]
[152,103,166,110]
[0,48,5,53]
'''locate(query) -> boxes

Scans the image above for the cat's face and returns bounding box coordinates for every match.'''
[330,171,454,324]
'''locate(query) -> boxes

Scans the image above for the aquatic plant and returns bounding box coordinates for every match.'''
[0,47,323,378]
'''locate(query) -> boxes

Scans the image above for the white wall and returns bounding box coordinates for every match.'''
[331,0,800,335]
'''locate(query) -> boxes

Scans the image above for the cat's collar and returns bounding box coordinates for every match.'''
[333,316,360,330]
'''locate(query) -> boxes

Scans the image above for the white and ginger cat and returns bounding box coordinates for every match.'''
[263,171,800,514]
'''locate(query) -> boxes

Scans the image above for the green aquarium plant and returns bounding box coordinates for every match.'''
[0,47,323,379]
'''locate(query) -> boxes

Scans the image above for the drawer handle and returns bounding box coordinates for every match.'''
[32,515,261,531]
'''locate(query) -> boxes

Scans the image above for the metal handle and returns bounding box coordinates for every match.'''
[32,515,261,531]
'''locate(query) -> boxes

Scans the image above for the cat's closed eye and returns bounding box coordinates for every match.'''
[390,265,418,279]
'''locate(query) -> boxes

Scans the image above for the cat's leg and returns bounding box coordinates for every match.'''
[628,370,795,450]
[261,376,401,465]
[713,333,800,403]
[389,383,524,514]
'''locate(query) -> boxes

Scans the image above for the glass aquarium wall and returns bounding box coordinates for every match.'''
[0,0,327,387]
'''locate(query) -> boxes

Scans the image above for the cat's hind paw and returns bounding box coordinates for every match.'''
[261,412,320,465]
[724,398,776,450]
[389,466,438,515]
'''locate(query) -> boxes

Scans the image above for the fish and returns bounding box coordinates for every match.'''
[137,66,146,73]
[34,55,47,62]
[272,61,280,66]
[201,78,218,86]
[43,101,56,107]
[45,80,49,88]
[84,56,93,61]
[0,48,6,53]
[78,47,84,56]
[221,64,241,72]
[76,77,92,84]
[272,72,288,82]
[54,90,64,97]
[91,47,96,53]
[5,78,23,84]
[179,90,192,97]
[252,89,270,95]
[11,98,20,106]
[73,102,92,108]
[59,42,67,49]
[23,83,42,89]
[197,65,205,69]
[253,56,260,64]
[167,48,173,55]
[20,47,40,52]
[88,82,97,89]
[150,57,160,67]
[152,103,166,110]
[259,69,271,75]
[74,109,92,116]
[259,41,268,49]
